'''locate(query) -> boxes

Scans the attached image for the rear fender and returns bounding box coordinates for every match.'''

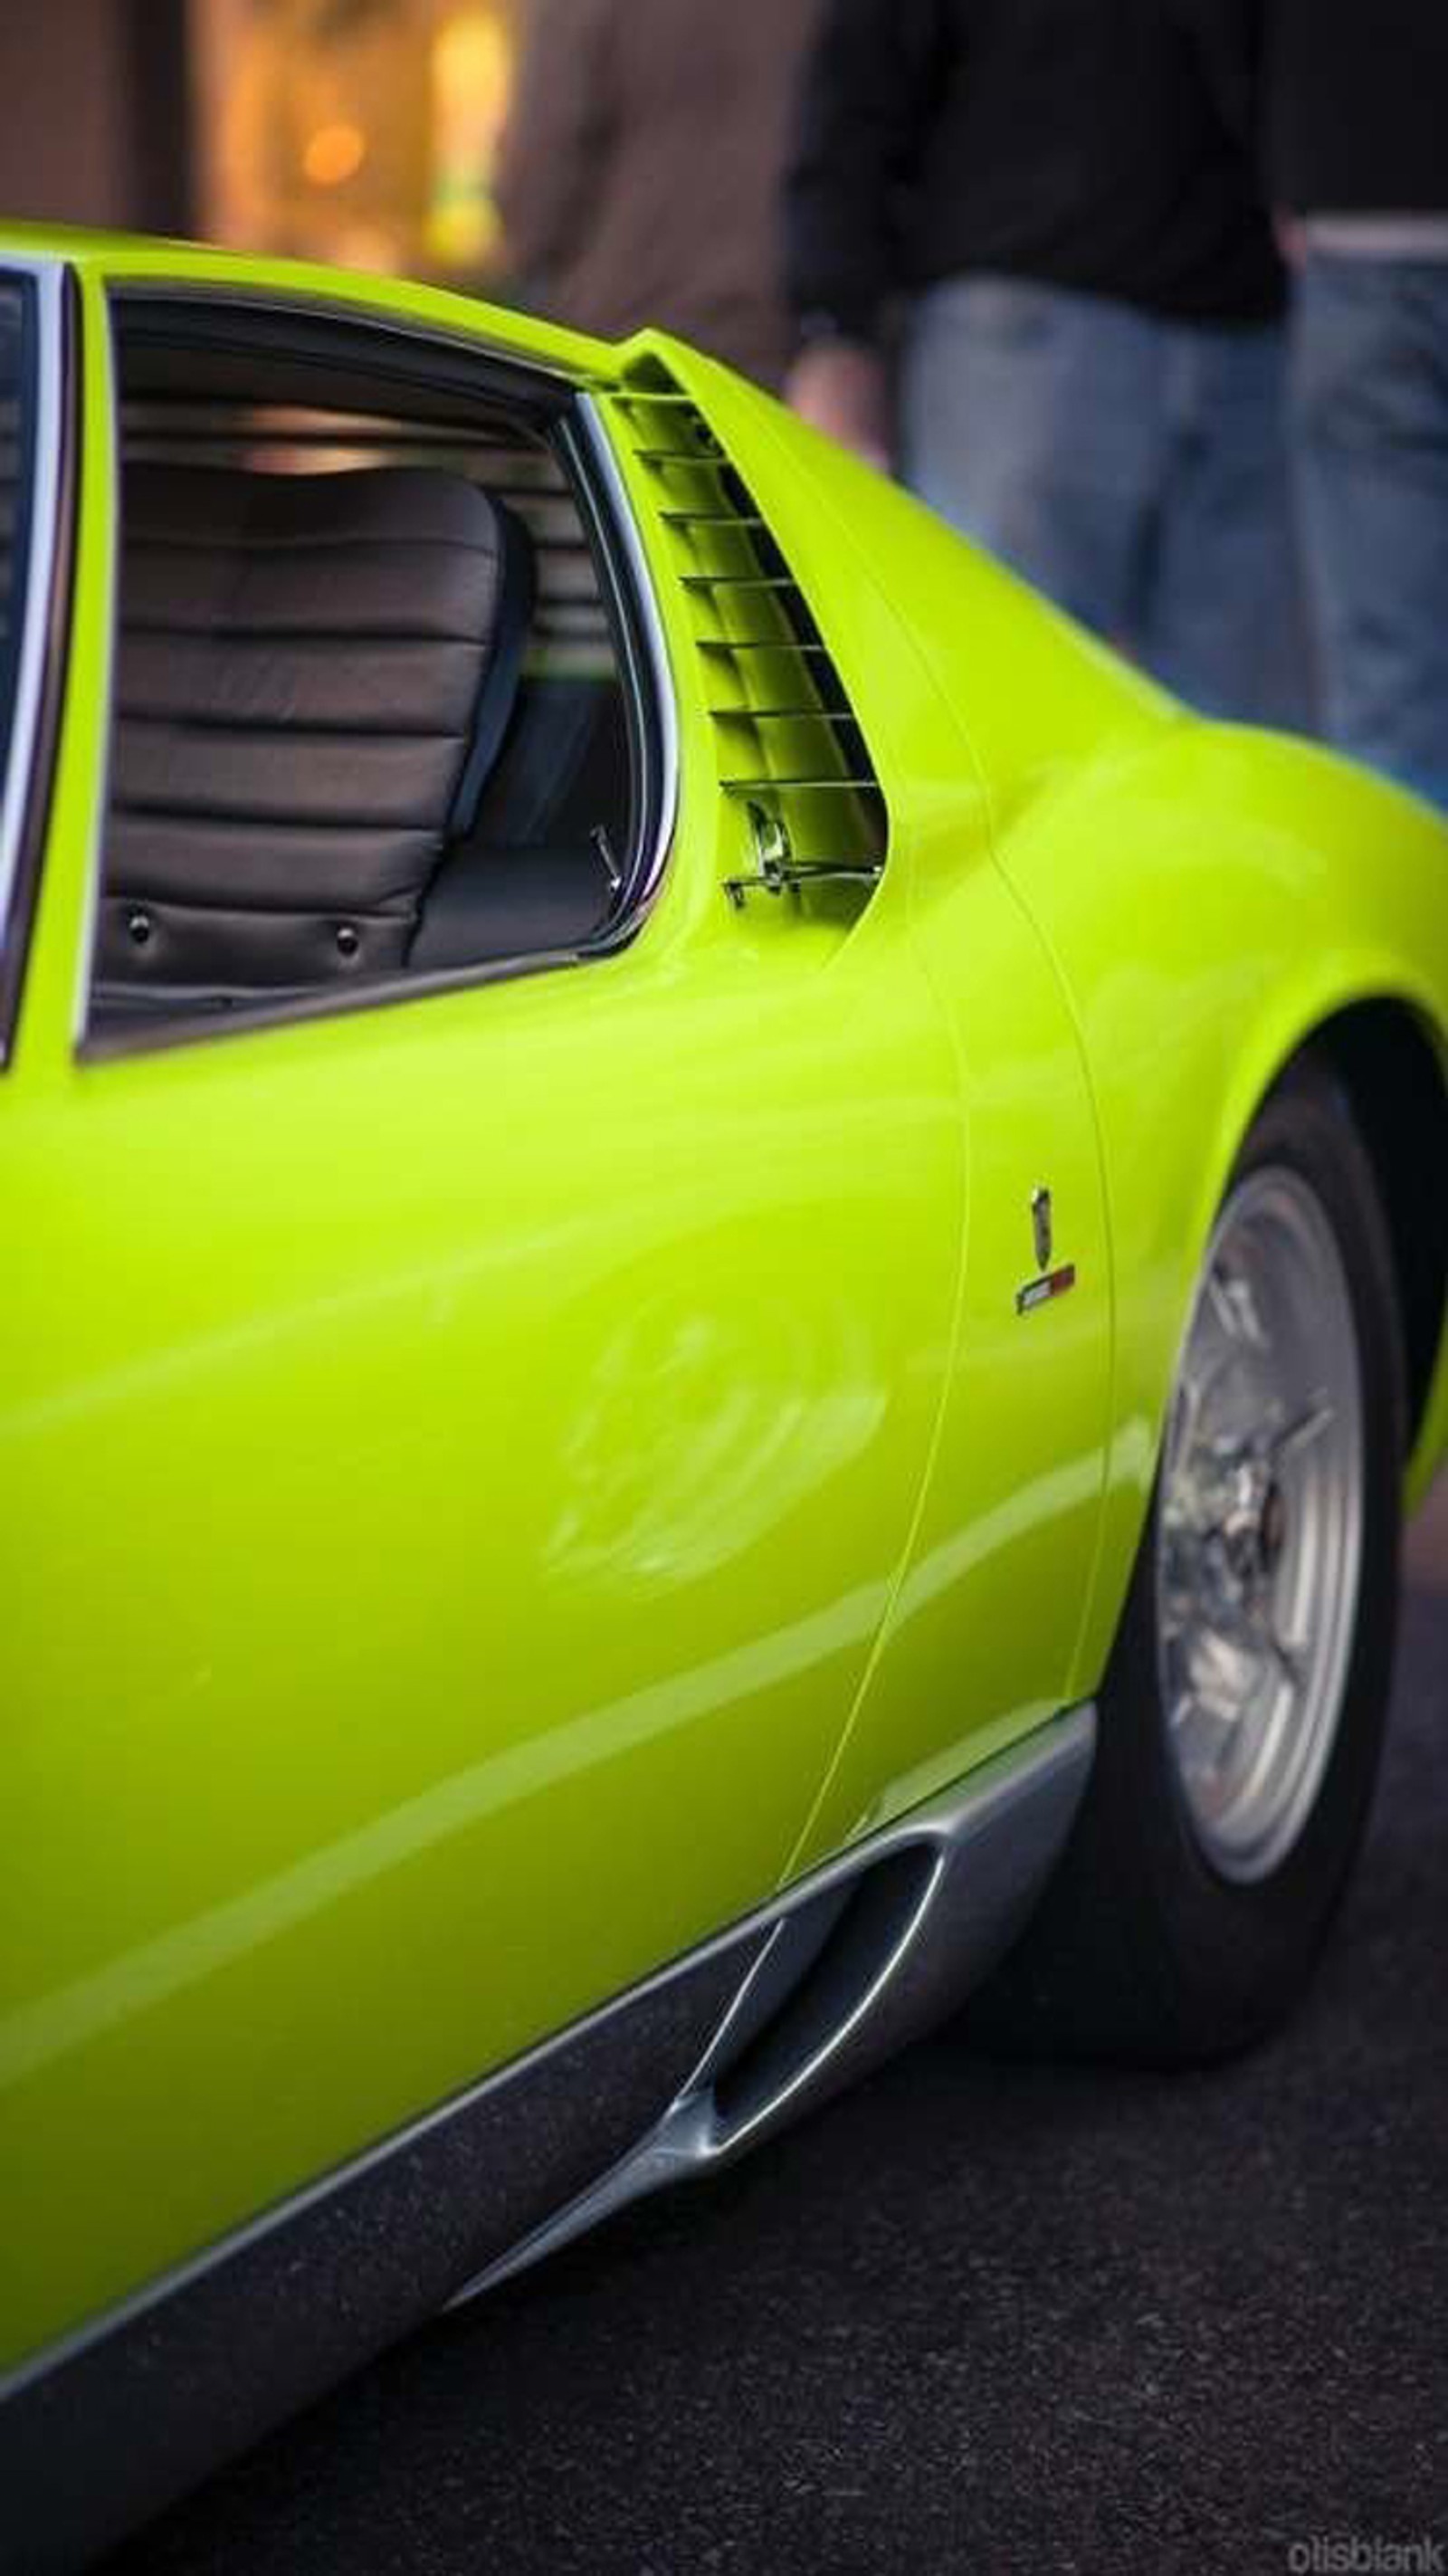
[990,727,1448,1689]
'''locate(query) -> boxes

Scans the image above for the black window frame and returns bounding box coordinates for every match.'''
[81,286,674,1063]
[0,261,79,1070]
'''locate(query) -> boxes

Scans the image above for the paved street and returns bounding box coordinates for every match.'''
[114,1485,1448,2576]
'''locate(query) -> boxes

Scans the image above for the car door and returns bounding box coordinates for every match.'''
[0,260,967,2371]
[634,365,1117,1875]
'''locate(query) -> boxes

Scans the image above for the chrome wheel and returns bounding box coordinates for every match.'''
[1157,1168,1366,1884]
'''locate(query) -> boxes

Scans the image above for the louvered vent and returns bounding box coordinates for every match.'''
[605,362,888,910]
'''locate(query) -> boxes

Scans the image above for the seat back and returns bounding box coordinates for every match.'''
[100,461,532,997]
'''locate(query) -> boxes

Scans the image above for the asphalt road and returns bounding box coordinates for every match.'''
[113,1485,1448,2576]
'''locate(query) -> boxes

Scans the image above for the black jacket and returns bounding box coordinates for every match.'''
[785,0,1283,341]
[1268,0,1448,216]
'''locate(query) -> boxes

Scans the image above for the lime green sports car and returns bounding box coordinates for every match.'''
[2,229,1445,2571]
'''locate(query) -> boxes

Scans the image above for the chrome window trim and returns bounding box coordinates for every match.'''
[71,281,115,1049]
[574,390,680,911]
[0,259,64,992]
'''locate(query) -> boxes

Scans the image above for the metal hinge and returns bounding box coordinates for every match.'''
[591,824,624,897]
[723,803,883,911]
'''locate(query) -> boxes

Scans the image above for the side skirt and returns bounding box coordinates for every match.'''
[0,1705,1094,2576]
[449,1700,1096,2303]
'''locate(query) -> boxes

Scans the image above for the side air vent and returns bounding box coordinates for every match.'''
[444,1707,1096,2314]
[603,362,889,911]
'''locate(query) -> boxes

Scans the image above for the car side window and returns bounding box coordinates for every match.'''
[88,301,643,1044]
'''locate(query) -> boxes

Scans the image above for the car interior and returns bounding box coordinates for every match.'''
[90,310,638,1036]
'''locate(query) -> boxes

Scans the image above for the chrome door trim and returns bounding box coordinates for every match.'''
[0,257,65,1019]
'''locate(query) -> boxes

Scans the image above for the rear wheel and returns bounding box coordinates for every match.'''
[975,1056,1405,2063]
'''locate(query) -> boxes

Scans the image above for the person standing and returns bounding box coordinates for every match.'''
[495,0,824,393]
[784,0,1303,724]
[1269,0,1448,810]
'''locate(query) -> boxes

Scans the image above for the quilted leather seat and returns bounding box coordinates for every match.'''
[99,461,532,998]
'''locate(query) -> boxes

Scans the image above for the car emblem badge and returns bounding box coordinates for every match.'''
[1018,1187,1077,1316]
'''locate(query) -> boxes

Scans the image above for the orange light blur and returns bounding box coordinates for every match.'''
[302,120,367,188]
[192,0,524,279]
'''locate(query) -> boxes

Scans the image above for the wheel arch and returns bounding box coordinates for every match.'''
[1183,987,1448,1522]
[1067,968,1448,1707]
[1308,999,1448,1466]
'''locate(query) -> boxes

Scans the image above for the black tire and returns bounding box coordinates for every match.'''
[970,1054,1405,2066]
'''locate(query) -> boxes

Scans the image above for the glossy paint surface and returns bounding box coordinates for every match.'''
[3,253,968,2365]
[601,358,1116,1865]
[1,234,1444,2380]
[676,359,1448,1674]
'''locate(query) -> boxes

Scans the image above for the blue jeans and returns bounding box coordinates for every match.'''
[1293,252,1448,812]
[900,275,1308,727]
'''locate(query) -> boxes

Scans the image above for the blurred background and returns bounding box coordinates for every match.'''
[4,2,1444,795]
[0,0,524,284]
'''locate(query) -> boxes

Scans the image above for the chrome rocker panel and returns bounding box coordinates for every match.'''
[449,1700,1095,2302]
[0,1704,1094,2576]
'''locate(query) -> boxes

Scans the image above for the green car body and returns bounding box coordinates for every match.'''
[2,229,1445,2556]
